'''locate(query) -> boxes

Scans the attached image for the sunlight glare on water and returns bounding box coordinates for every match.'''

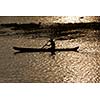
[53,16,99,23]
[0,16,99,24]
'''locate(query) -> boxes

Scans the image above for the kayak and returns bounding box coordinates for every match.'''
[13,46,79,53]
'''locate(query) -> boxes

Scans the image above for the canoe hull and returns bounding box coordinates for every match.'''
[13,46,79,53]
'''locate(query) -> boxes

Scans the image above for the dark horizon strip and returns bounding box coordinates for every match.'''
[1,22,100,30]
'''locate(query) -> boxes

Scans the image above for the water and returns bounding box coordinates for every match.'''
[0,16,100,82]
[0,16,99,24]
[0,28,100,82]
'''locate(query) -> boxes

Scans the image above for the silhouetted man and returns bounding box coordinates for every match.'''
[42,38,56,55]
[49,38,55,55]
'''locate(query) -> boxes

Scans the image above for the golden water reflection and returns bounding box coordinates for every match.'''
[0,16,99,24]
[0,29,100,82]
[53,16,99,23]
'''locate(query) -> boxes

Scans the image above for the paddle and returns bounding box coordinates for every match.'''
[41,40,50,49]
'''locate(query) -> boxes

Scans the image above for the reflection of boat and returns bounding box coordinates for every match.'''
[13,46,79,53]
